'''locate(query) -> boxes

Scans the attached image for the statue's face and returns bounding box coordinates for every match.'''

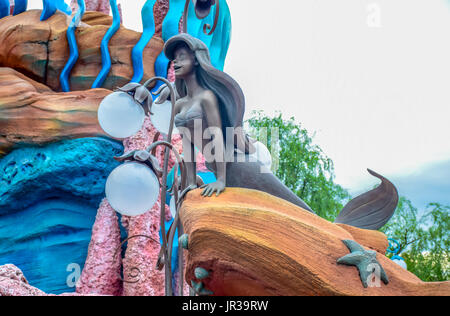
[173,45,197,78]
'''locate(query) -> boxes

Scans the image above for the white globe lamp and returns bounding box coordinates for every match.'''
[106,161,160,216]
[150,98,178,135]
[98,91,145,139]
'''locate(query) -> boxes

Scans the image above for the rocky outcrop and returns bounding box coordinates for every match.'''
[0,10,163,91]
[180,188,450,296]
[0,264,47,296]
[336,223,389,254]
[0,264,102,296]
[0,67,111,157]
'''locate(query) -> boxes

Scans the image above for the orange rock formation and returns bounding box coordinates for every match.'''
[180,188,450,296]
[0,67,111,156]
[0,10,163,91]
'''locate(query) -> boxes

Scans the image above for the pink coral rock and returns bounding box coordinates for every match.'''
[79,116,182,296]
[71,0,111,15]
[76,199,123,296]
[0,264,47,296]
[120,117,179,296]
[121,208,165,296]
[0,264,103,296]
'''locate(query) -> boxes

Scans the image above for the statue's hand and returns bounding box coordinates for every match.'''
[200,180,225,197]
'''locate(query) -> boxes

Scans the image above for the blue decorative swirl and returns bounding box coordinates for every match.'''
[152,54,170,93]
[387,238,401,255]
[154,0,186,92]
[92,0,121,89]
[41,0,72,21]
[40,0,56,21]
[130,0,157,83]
[13,0,28,16]
[55,0,72,15]
[162,0,185,43]
[187,0,231,71]
[161,0,231,71]
[60,0,85,92]
[0,0,10,19]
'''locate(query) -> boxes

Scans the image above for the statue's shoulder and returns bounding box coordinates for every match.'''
[199,89,218,107]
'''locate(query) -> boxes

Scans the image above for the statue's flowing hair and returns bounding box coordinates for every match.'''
[164,33,254,154]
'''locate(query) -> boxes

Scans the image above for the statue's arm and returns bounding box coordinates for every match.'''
[201,91,226,197]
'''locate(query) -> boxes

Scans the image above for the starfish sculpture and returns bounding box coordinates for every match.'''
[337,240,389,288]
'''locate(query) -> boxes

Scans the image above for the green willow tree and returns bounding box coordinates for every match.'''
[246,111,350,221]
[247,112,449,282]
[381,198,449,282]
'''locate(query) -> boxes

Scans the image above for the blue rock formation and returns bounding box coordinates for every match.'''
[0,137,123,294]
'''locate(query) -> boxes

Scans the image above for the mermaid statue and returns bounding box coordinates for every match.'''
[156,33,314,212]
[152,33,398,230]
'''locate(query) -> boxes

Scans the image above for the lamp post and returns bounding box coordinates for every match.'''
[99,77,188,295]
[98,0,223,296]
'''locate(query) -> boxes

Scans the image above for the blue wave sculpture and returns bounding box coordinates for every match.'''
[60,0,85,92]
[40,0,56,21]
[0,137,123,294]
[130,0,157,84]
[55,0,72,15]
[128,0,232,93]
[162,0,185,43]
[152,53,171,93]
[0,0,9,19]
[41,0,72,21]
[92,0,121,89]
[187,0,231,71]
[13,0,28,16]
[153,0,187,88]
[161,0,231,71]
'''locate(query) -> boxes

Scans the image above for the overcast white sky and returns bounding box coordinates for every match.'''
[27,0,450,205]
[224,0,450,192]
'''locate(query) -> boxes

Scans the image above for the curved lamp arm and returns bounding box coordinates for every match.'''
[113,77,187,295]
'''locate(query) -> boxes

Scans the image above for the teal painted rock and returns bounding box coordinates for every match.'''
[0,137,124,294]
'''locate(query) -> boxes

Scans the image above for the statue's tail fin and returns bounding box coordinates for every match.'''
[334,169,398,230]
